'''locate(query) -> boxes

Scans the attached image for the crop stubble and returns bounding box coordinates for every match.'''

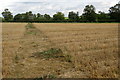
[2,23,118,78]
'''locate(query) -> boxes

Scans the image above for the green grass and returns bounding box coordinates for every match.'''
[27,31,37,35]
[34,48,72,63]
[34,74,56,80]
[35,48,63,58]
[25,23,37,35]
[26,23,35,29]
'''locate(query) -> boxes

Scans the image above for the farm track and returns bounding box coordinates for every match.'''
[12,23,74,78]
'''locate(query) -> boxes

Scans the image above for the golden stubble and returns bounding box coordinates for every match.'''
[2,23,118,78]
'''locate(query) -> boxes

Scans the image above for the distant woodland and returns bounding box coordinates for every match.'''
[1,2,120,22]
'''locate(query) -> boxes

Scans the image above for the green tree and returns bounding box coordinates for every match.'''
[82,5,96,22]
[44,14,51,20]
[14,11,36,21]
[28,11,34,21]
[97,11,110,21]
[2,9,13,21]
[68,11,79,21]
[109,2,120,22]
[53,12,65,21]
[14,14,23,21]
[24,11,34,21]
[37,13,41,18]
[33,14,37,20]
[36,13,46,20]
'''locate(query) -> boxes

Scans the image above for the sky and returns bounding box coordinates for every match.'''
[0,0,119,17]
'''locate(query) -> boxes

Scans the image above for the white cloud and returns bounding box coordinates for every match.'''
[0,0,119,17]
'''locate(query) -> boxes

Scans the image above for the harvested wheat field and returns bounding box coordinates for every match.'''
[2,23,118,78]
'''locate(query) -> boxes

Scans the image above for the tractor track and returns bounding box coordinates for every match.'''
[12,23,74,78]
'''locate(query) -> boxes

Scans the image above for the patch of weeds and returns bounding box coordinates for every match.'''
[25,23,37,35]
[27,31,37,35]
[34,74,56,80]
[26,23,35,29]
[34,48,72,62]
[34,48,64,58]
[44,74,56,78]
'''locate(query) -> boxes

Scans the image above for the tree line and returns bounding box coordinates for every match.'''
[1,2,120,22]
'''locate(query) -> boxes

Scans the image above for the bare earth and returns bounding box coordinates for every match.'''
[2,23,118,78]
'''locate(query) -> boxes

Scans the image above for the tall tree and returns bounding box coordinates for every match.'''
[37,13,41,18]
[96,11,110,21]
[33,14,37,20]
[82,5,96,22]
[14,14,22,21]
[14,11,36,21]
[53,12,65,21]
[68,11,79,21]
[24,11,34,21]
[109,2,120,22]
[36,13,45,20]
[44,14,51,20]
[2,9,13,21]
[28,11,34,21]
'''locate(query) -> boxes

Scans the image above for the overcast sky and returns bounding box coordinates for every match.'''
[0,0,119,17]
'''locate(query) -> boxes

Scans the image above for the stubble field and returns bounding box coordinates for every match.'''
[2,23,118,78]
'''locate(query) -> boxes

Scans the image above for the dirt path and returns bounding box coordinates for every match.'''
[12,23,73,78]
